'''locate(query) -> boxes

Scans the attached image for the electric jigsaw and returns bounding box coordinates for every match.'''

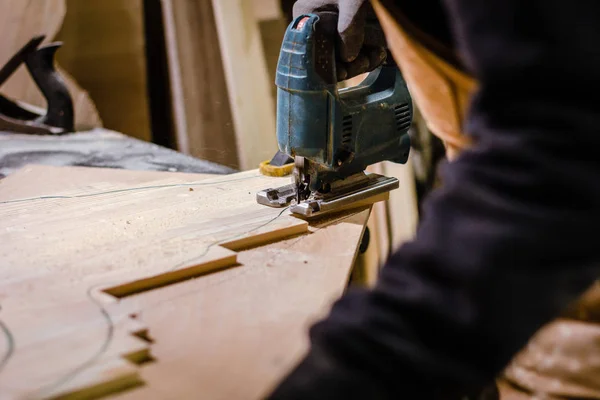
[257,13,413,218]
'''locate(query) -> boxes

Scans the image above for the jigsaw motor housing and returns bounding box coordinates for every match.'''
[275,13,412,191]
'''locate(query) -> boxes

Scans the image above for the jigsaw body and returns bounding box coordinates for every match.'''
[257,14,413,218]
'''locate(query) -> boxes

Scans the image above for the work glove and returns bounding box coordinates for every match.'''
[292,0,388,81]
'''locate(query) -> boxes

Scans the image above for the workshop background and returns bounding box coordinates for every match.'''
[5,2,598,400]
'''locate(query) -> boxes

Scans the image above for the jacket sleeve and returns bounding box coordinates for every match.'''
[267,0,600,398]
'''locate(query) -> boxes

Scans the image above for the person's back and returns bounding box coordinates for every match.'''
[268,0,600,398]
[375,1,600,397]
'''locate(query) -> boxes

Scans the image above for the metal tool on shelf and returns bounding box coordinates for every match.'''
[0,35,74,135]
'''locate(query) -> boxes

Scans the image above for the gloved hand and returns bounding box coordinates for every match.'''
[292,0,388,80]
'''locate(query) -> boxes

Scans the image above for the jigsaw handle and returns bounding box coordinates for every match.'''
[275,13,385,91]
[275,13,336,92]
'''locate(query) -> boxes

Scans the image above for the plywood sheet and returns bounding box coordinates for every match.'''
[114,208,371,400]
[0,165,371,399]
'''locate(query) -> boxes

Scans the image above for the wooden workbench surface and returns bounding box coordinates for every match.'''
[0,165,371,399]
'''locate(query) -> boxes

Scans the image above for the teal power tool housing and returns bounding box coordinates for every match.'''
[257,13,413,218]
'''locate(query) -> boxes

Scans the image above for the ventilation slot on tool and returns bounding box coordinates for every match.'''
[394,104,411,132]
[342,115,353,147]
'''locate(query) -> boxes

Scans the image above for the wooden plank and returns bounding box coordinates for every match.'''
[0,165,372,398]
[160,0,187,151]
[211,0,278,170]
[161,0,239,168]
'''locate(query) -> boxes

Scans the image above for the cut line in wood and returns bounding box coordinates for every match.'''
[38,317,153,400]
[102,218,309,299]
[102,248,238,299]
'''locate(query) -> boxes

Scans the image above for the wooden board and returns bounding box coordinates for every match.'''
[161,0,239,168]
[113,207,371,400]
[211,0,278,170]
[0,165,371,398]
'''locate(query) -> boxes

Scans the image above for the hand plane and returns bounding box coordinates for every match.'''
[257,13,412,218]
[0,36,74,135]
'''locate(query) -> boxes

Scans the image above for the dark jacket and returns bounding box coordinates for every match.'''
[269,0,600,398]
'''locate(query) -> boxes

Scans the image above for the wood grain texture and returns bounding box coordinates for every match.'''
[0,165,371,398]
[112,208,371,400]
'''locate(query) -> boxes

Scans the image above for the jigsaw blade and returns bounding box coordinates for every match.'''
[256,172,398,219]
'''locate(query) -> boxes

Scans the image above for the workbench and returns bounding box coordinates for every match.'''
[0,131,372,399]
